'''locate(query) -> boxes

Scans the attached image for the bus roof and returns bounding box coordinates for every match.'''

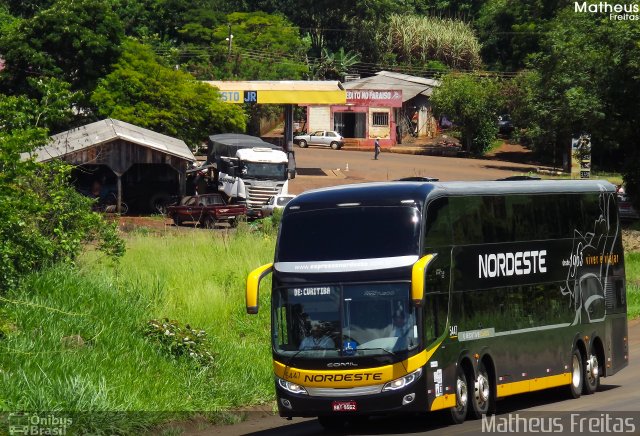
[288,180,616,211]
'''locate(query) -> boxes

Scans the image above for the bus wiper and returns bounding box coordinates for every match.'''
[355,347,400,359]
[285,346,339,368]
[354,347,409,372]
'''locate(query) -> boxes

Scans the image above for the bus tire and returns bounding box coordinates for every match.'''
[449,366,469,424]
[317,416,346,431]
[583,345,600,395]
[568,347,584,399]
[470,361,492,419]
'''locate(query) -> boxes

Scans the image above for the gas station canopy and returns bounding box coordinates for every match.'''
[204,80,346,105]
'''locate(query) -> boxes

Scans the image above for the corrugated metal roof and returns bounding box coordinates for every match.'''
[343,71,440,101]
[31,118,195,163]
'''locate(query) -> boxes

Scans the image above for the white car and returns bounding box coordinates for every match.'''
[294,130,344,150]
[261,194,296,217]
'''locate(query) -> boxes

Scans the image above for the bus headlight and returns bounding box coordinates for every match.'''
[382,368,422,392]
[277,377,308,395]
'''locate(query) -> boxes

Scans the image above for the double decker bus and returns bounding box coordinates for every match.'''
[245,180,628,429]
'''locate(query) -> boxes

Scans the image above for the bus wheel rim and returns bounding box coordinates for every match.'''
[586,354,598,383]
[572,354,581,388]
[476,373,490,403]
[457,377,468,407]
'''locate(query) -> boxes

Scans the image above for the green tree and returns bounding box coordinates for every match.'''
[91,40,246,148]
[0,0,124,96]
[205,11,309,80]
[0,84,124,293]
[505,6,640,174]
[476,0,572,71]
[431,73,500,154]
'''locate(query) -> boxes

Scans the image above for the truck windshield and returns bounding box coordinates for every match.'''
[273,283,418,358]
[240,162,286,180]
[277,206,420,262]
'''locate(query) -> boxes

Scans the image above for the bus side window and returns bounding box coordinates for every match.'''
[424,291,448,344]
[506,195,536,242]
[450,197,482,244]
[424,197,452,249]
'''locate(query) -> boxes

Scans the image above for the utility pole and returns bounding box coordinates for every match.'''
[226,24,233,57]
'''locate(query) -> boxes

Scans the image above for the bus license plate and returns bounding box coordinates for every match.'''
[332,401,357,412]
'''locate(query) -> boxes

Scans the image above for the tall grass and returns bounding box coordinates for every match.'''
[0,226,276,432]
[625,252,640,318]
[382,14,482,70]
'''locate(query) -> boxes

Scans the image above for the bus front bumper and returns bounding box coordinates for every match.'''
[275,381,428,417]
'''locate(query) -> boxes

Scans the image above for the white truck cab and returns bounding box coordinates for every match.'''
[208,134,294,218]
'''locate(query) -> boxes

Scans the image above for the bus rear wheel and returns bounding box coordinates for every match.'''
[449,366,469,424]
[584,347,600,394]
[568,347,584,399]
[470,361,492,418]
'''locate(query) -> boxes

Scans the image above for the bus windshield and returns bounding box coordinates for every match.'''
[240,161,287,180]
[277,206,421,262]
[273,283,419,358]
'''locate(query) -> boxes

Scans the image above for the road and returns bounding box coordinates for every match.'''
[287,147,550,194]
[180,320,639,436]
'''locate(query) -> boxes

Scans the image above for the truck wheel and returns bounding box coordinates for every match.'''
[298,140,308,148]
[330,141,339,150]
[173,217,182,227]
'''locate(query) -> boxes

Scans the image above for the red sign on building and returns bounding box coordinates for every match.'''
[346,89,402,107]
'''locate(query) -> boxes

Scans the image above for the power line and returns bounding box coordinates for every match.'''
[152,46,520,79]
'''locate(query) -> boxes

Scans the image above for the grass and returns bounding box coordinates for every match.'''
[0,225,276,433]
[625,252,640,319]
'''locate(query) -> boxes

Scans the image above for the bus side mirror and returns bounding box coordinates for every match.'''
[411,254,437,306]
[246,263,273,314]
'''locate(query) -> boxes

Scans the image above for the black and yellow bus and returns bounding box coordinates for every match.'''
[245,180,628,428]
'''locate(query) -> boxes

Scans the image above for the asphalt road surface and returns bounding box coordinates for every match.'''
[288,147,552,194]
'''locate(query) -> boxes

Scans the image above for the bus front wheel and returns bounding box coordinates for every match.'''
[470,361,492,418]
[449,366,469,424]
[568,348,584,399]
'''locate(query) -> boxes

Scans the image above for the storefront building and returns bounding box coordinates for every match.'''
[306,89,402,149]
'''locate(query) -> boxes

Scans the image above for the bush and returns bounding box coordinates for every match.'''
[144,318,215,367]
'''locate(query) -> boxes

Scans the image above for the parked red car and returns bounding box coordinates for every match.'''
[167,193,246,228]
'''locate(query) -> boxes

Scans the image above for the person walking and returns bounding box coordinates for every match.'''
[374,137,381,160]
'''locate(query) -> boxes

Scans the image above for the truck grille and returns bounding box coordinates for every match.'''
[246,184,280,210]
